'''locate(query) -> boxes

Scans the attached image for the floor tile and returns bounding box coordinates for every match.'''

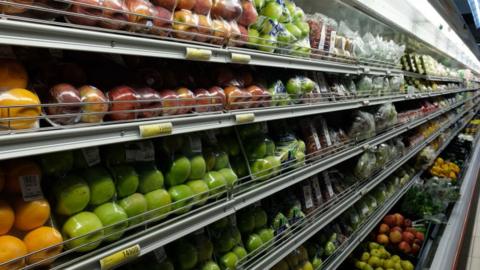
[472,237,480,258]
[470,257,480,270]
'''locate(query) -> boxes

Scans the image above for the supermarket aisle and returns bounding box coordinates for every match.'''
[467,197,480,269]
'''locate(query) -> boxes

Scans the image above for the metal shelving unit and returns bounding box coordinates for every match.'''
[403,71,464,83]
[0,88,475,161]
[48,97,478,270]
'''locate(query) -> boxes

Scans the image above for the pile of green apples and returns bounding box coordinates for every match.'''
[267,76,318,106]
[237,207,275,254]
[353,242,415,270]
[248,0,310,55]
[208,218,249,270]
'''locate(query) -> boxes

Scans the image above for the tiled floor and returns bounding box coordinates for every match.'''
[467,203,480,269]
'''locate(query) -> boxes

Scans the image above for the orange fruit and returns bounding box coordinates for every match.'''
[23,226,63,265]
[13,198,50,231]
[0,235,27,270]
[4,159,42,194]
[0,88,41,130]
[0,200,14,235]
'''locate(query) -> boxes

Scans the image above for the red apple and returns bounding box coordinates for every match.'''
[405,227,417,234]
[136,87,162,118]
[211,19,231,44]
[159,89,179,115]
[394,213,404,226]
[208,86,225,111]
[414,238,422,246]
[47,83,82,125]
[193,0,212,15]
[398,241,412,254]
[99,0,129,29]
[260,89,272,107]
[193,88,211,113]
[125,0,155,25]
[152,0,177,10]
[176,87,195,114]
[79,85,109,123]
[415,232,425,241]
[378,223,390,234]
[107,86,139,121]
[173,9,198,40]
[376,234,389,246]
[151,6,173,36]
[237,0,257,26]
[68,0,102,26]
[224,85,251,110]
[237,24,249,44]
[245,85,263,108]
[404,218,412,227]
[383,214,396,227]
[412,243,420,254]
[177,0,196,10]
[389,230,402,244]
[211,0,242,20]
[195,14,212,42]
[391,226,403,233]
[402,231,415,245]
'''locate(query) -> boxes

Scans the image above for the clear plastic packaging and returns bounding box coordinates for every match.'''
[79,85,109,123]
[374,103,398,131]
[67,0,130,30]
[354,149,377,179]
[356,75,372,97]
[347,110,376,141]
[107,85,139,121]
[0,88,41,130]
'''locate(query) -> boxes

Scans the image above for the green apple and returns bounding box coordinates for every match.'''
[62,211,103,252]
[294,19,309,37]
[193,234,213,262]
[258,34,277,53]
[145,188,171,220]
[286,77,302,96]
[118,193,147,225]
[219,168,238,188]
[233,246,247,260]
[168,184,194,214]
[83,166,115,206]
[189,155,206,180]
[219,136,240,157]
[220,252,238,270]
[265,138,275,156]
[173,239,198,270]
[237,210,255,233]
[298,140,306,153]
[285,23,302,39]
[285,1,296,15]
[166,156,191,187]
[102,143,126,165]
[253,208,268,228]
[261,2,283,20]
[251,159,273,181]
[246,141,267,160]
[248,28,260,48]
[294,151,305,168]
[277,28,295,45]
[204,151,216,171]
[301,78,316,93]
[228,227,242,244]
[203,171,227,195]
[202,261,221,270]
[279,6,292,23]
[210,217,230,230]
[264,156,281,177]
[293,7,305,21]
[214,152,230,170]
[254,0,265,9]
[55,174,90,216]
[257,228,274,243]
[312,256,322,269]
[246,234,264,252]
[39,150,74,175]
[186,180,209,205]
[157,260,175,270]
[111,165,139,198]
[215,232,236,253]
[136,163,164,194]
[93,202,128,241]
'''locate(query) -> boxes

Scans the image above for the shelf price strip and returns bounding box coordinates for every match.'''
[99,244,140,270]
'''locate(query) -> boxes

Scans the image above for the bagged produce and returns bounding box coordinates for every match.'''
[374,103,398,131]
[356,75,372,97]
[347,110,376,141]
[354,149,377,179]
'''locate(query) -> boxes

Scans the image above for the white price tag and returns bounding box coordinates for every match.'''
[19,175,43,201]
[82,147,101,167]
[303,185,314,209]
[125,141,155,162]
[188,136,202,154]
[311,176,323,204]
[320,118,332,146]
[323,172,334,197]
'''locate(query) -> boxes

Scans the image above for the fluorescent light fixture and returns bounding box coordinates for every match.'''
[468,0,480,29]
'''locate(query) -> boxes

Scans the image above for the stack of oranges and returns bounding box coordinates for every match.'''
[0,160,63,270]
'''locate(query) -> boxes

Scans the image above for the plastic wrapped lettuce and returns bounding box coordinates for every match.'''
[354,149,377,179]
[372,76,384,96]
[376,143,390,168]
[373,183,388,203]
[348,110,376,141]
[375,103,398,131]
[357,75,373,97]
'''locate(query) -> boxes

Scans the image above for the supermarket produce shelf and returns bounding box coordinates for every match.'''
[245,104,479,270]
[49,98,478,270]
[429,132,480,269]
[0,87,475,161]
[321,110,478,270]
[403,71,463,83]
[0,19,403,75]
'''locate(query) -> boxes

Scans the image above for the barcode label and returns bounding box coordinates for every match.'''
[303,185,314,209]
[20,175,43,201]
[125,141,155,162]
[153,247,167,262]
[82,147,101,167]
[188,136,202,154]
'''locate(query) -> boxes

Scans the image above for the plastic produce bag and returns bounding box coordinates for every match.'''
[268,80,290,106]
[354,149,377,179]
[374,103,398,131]
[348,110,376,141]
[375,143,390,168]
[356,75,372,97]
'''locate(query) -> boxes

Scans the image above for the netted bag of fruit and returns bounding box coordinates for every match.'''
[0,59,41,130]
[0,158,63,269]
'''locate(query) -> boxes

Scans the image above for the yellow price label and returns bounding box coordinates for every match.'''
[235,113,255,124]
[185,47,212,61]
[231,53,251,64]
[139,122,173,138]
[100,244,140,270]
